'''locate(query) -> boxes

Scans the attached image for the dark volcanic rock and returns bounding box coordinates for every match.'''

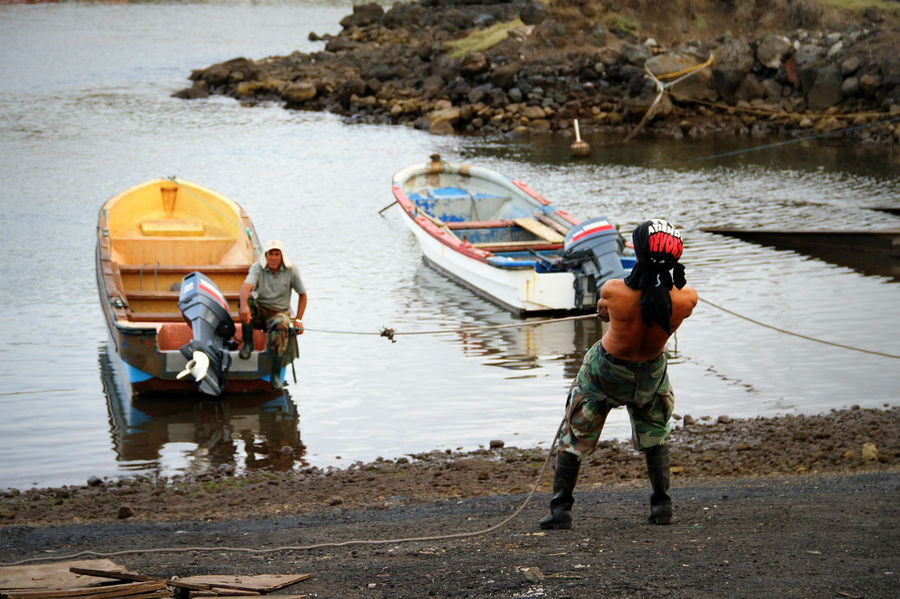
[172,0,900,144]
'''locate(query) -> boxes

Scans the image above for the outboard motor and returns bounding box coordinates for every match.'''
[176,271,237,396]
[561,217,630,309]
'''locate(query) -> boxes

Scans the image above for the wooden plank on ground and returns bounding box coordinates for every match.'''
[0,560,128,591]
[68,568,207,592]
[175,574,312,593]
[4,580,166,599]
[513,217,565,243]
[203,595,307,599]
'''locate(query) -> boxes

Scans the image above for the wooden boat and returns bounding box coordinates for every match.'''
[391,155,635,314]
[96,178,287,395]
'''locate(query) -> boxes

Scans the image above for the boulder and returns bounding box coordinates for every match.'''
[339,2,384,29]
[841,56,862,76]
[756,34,792,70]
[422,75,446,99]
[428,106,461,135]
[621,43,652,67]
[646,52,716,102]
[281,81,317,104]
[491,61,522,90]
[883,57,900,88]
[384,2,426,29]
[734,74,766,103]
[197,63,230,87]
[519,0,548,26]
[172,80,209,100]
[841,76,860,97]
[461,52,489,76]
[859,72,883,97]
[712,37,755,102]
[807,65,843,109]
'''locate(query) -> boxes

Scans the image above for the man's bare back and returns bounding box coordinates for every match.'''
[597,278,698,362]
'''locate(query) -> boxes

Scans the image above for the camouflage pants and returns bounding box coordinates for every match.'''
[247,297,294,366]
[557,342,674,458]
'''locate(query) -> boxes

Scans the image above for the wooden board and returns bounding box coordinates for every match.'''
[4,580,166,599]
[175,574,312,593]
[471,240,563,251]
[0,560,128,592]
[140,219,205,236]
[513,217,565,243]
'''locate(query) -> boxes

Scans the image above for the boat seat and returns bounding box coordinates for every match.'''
[110,236,238,265]
[445,219,515,230]
[125,290,240,301]
[472,240,564,252]
[513,217,565,243]
[117,264,250,274]
[140,219,205,236]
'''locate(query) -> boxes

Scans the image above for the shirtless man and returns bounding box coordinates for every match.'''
[540,219,698,529]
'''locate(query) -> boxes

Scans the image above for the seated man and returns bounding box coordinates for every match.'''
[238,240,307,389]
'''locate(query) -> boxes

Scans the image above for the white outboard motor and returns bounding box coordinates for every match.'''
[561,217,630,309]
[176,271,237,396]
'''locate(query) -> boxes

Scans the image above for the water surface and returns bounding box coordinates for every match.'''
[0,0,897,490]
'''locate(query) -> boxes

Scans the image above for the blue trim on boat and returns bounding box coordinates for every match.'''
[124,362,153,383]
[486,256,538,269]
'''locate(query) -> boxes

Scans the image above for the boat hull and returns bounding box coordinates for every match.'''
[401,213,577,313]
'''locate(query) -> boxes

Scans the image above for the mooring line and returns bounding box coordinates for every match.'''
[305,313,598,342]
[0,421,564,567]
[700,297,900,359]
[687,115,900,163]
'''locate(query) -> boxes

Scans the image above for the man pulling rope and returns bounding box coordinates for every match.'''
[540,219,698,529]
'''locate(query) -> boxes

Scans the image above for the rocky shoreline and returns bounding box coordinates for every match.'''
[174,0,900,144]
[1,405,897,527]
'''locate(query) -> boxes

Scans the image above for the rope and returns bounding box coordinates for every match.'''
[625,54,714,142]
[700,297,900,359]
[687,115,900,162]
[306,313,599,342]
[1,420,565,567]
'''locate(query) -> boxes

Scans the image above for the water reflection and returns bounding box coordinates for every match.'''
[99,345,306,477]
[404,264,603,378]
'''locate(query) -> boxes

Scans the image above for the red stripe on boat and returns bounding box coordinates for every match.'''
[511,180,550,205]
[571,221,613,244]
[555,209,580,226]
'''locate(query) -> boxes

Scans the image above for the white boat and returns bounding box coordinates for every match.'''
[391,155,635,315]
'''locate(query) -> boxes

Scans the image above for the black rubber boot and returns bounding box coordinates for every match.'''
[645,444,673,525]
[239,323,253,360]
[270,355,285,389]
[539,451,581,530]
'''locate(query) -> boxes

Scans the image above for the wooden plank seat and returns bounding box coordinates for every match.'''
[472,240,563,252]
[140,218,205,236]
[445,219,515,229]
[513,217,566,243]
[124,289,240,301]
[117,264,250,274]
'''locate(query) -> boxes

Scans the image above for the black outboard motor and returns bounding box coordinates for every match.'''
[561,217,630,309]
[176,271,237,396]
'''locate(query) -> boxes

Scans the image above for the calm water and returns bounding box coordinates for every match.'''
[1,1,898,490]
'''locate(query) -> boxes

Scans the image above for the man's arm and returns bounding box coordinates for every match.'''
[239,282,253,324]
[294,293,307,334]
[596,280,614,322]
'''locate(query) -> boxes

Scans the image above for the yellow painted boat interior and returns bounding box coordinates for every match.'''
[100,179,258,319]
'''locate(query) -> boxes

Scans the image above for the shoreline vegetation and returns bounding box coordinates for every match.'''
[1,405,897,526]
[174,0,900,145]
